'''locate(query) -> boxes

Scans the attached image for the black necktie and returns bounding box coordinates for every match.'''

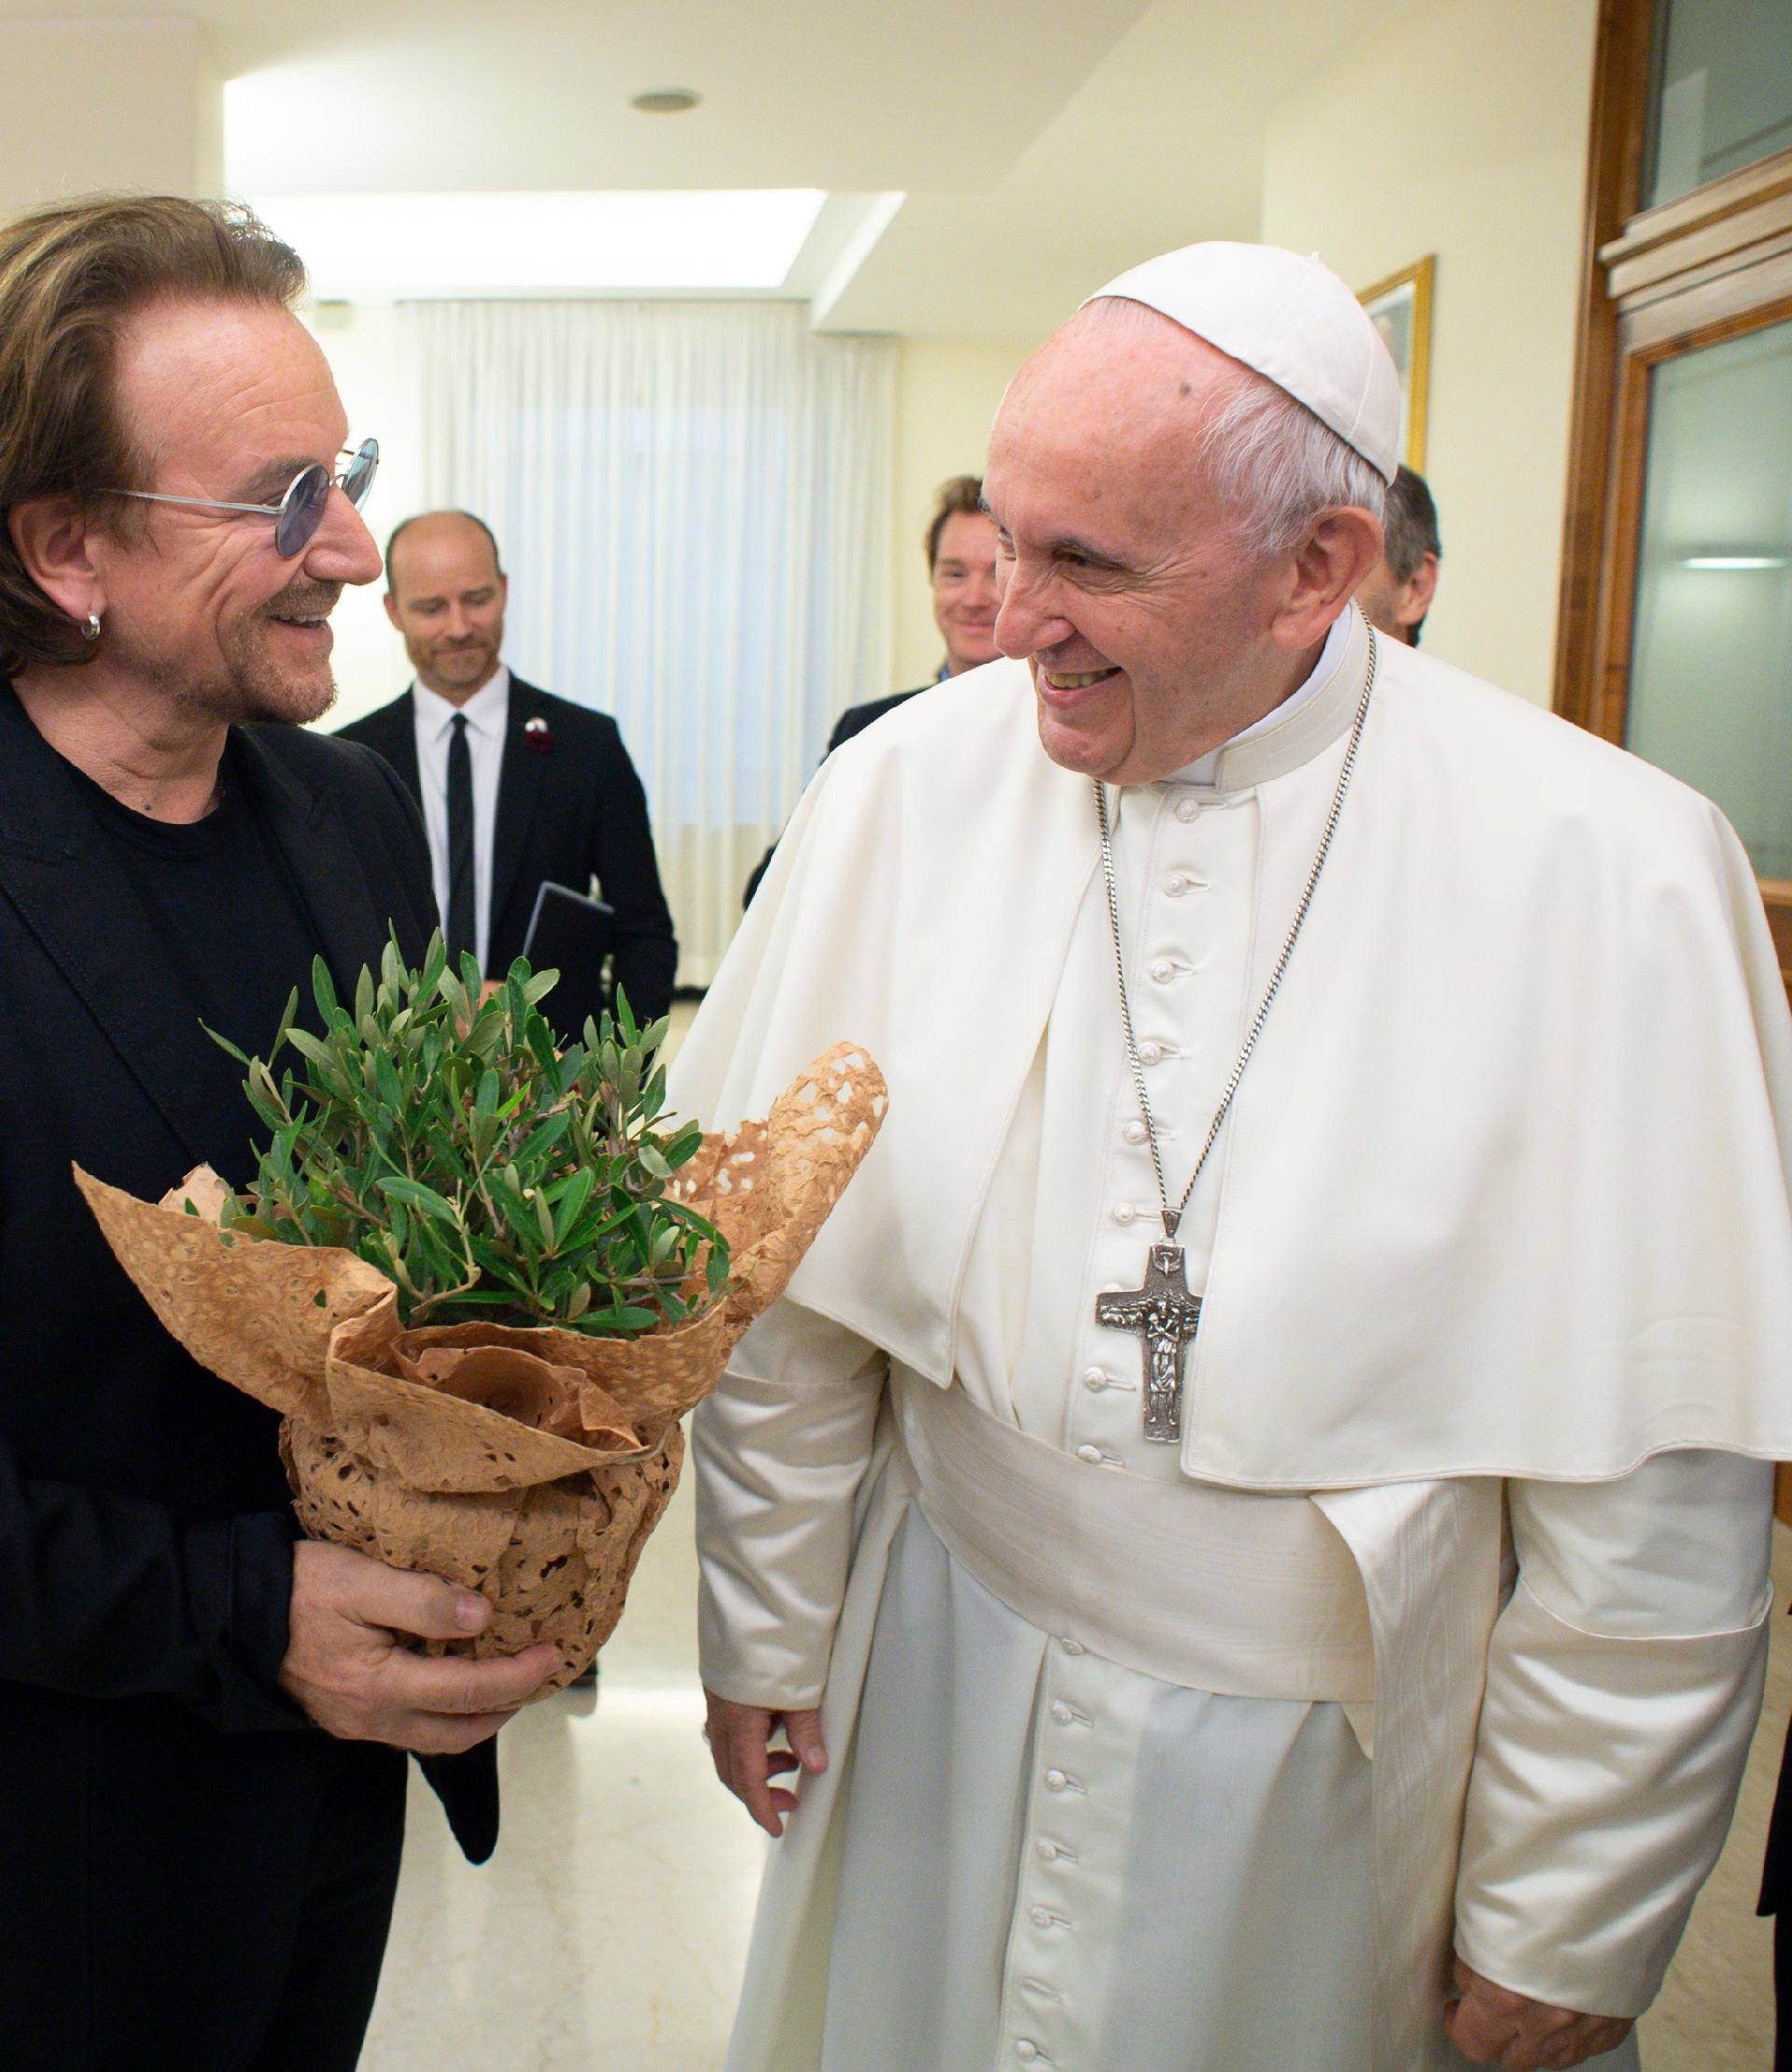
[445,712,477,967]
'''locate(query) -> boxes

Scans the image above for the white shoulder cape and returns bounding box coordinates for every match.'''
[672,612,1792,1486]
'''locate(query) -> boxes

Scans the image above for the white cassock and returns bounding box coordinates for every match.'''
[670,606,1792,2072]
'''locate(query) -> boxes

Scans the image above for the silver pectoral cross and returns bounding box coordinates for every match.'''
[1096,1242,1203,1444]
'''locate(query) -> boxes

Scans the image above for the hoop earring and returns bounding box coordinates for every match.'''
[82,611,102,642]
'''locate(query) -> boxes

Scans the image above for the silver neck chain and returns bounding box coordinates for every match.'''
[1096,629,1379,1242]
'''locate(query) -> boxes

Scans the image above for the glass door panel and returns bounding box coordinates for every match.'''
[1625,315,1792,879]
[1644,0,1792,208]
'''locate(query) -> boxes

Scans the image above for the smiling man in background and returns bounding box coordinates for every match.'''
[342,510,679,1033]
[831,471,1002,744]
[0,195,555,2070]
[743,473,1001,906]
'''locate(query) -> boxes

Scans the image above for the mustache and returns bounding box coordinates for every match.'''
[262,581,343,620]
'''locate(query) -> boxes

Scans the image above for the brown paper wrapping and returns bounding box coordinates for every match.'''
[77,1042,885,1690]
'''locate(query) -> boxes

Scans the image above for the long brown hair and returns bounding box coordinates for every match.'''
[0,194,305,678]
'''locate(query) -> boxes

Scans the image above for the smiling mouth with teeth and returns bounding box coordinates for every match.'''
[1042,666,1121,690]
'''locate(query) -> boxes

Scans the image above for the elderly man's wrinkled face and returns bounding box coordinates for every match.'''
[91,296,380,725]
[985,313,1291,785]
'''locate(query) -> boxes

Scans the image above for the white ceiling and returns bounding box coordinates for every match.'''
[17,0,1411,337]
[821,0,1414,337]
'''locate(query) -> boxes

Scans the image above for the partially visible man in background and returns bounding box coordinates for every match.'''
[341,511,679,1029]
[0,194,555,2071]
[744,473,1000,905]
[831,471,1001,744]
[1355,461,1441,646]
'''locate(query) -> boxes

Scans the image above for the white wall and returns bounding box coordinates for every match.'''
[1261,0,1599,706]
[301,303,424,728]
[890,337,1034,691]
[0,19,220,218]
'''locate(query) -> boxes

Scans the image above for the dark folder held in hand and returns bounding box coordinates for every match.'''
[522,880,616,1036]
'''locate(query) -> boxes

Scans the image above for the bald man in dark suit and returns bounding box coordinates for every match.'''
[341,511,678,1032]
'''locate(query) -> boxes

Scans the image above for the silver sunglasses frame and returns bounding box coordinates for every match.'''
[104,437,380,555]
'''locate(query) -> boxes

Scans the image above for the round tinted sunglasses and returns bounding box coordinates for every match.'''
[105,437,379,558]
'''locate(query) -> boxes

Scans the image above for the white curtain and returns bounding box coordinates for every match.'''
[400,300,896,987]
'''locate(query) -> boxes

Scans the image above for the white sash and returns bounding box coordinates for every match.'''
[891,1369,1377,1749]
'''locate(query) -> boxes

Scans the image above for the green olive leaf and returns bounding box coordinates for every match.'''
[221,940,729,1334]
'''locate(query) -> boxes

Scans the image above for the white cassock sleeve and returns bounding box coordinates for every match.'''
[693,1300,888,1711]
[1452,1450,1773,2016]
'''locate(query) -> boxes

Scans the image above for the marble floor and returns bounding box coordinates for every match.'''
[360,1461,764,2071]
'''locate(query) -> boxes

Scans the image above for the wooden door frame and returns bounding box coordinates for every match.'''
[1554,0,1792,1008]
[1554,0,1655,737]
[1554,0,1792,737]
[1583,288,1792,748]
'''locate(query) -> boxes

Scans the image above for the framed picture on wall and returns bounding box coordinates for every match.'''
[1358,256,1435,471]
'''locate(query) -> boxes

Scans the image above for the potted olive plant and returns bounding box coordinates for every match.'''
[78,935,884,1687]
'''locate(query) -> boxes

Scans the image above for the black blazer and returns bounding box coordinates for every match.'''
[741,681,931,909]
[339,677,679,1030]
[0,687,497,2054]
[1766,1727,1790,1914]
[1762,1710,1792,2066]
[827,683,926,751]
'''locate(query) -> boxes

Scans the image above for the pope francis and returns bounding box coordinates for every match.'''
[669,244,1792,2072]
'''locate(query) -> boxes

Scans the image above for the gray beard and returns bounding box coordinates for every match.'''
[108,617,339,731]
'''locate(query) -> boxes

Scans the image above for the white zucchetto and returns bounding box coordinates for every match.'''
[1085,242,1402,483]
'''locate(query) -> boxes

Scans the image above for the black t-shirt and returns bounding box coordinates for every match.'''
[63,738,320,1188]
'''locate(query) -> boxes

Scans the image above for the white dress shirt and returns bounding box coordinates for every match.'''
[412,666,510,975]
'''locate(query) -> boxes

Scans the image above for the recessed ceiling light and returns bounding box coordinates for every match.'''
[631,88,701,115]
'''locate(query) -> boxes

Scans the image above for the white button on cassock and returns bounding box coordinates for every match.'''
[1029,1906,1054,1928]
[1075,1444,1103,1465]
[1037,1840,1058,1861]
[1123,1119,1148,1143]
[1058,1637,1085,1655]
[1149,959,1175,985]
[1165,873,1190,896]
[1051,1701,1074,1725]
[1112,1202,1138,1225]
[1015,2043,1039,2064]
[1044,1768,1069,1792]
[1082,1366,1108,1391]
[1140,1041,1164,1066]
[1175,796,1200,822]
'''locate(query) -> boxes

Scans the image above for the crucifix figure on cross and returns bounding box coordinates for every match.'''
[1096,1241,1204,1443]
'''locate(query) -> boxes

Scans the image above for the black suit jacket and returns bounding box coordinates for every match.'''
[826,683,926,751]
[1762,1704,1791,1906]
[1764,1709,1792,2066]
[0,687,497,2056]
[741,681,931,909]
[339,677,678,1030]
